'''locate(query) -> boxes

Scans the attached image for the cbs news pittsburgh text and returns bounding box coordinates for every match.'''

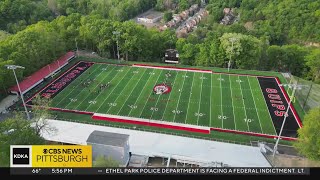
[8,145,312,175]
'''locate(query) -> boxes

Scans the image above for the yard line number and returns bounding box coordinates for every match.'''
[108,103,117,107]
[218,115,227,119]
[128,105,137,109]
[244,118,254,123]
[172,110,182,114]
[150,107,158,111]
[89,100,96,104]
[69,98,77,102]
[195,112,205,117]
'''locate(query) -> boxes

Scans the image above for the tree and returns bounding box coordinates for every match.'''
[0,0,53,33]
[163,11,173,22]
[206,6,223,22]
[0,93,55,167]
[179,0,189,12]
[294,107,320,161]
[305,49,320,83]
[266,45,286,71]
[93,155,120,167]
[0,113,46,167]
[180,43,198,65]
[155,0,165,11]
[195,43,210,66]
[220,33,262,70]
[31,95,55,136]
[266,44,307,76]
[0,30,10,41]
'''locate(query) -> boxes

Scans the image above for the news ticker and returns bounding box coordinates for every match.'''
[10,167,310,175]
[10,145,92,167]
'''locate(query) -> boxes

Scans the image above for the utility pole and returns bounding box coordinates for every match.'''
[75,38,79,56]
[272,83,307,157]
[228,37,237,72]
[5,65,31,120]
[113,31,121,63]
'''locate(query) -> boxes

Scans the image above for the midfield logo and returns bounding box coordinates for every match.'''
[153,84,171,95]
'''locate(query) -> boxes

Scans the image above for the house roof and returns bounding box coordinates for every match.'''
[86,130,129,147]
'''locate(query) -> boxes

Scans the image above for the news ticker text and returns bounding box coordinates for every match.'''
[10,167,309,175]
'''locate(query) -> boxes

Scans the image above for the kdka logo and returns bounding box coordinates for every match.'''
[10,145,32,167]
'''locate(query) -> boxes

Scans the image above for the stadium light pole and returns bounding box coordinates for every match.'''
[272,83,306,157]
[228,37,237,72]
[113,31,120,63]
[5,65,31,120]
[75,38,79,56]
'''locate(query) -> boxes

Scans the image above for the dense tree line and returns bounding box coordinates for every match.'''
[0,0,53,33]
[176,28,318,82]
[0,0,157,33]
[0,14,176,91]
[294,107,320,161]
[205,0,320,44]
[51,0,156,21]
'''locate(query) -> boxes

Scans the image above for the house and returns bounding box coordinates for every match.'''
[220,8,236,25]
[180,10,189,20]
[86,130,130,167]
[223,8,232,15]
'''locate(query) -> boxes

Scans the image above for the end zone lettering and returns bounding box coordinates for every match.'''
[31,145,92,167]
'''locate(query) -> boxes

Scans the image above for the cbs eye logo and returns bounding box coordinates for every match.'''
[10,145,32,167]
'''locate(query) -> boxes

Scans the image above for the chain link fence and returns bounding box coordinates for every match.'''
[282,73,320,112]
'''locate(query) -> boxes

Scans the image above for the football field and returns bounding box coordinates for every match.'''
[26,61,302,140]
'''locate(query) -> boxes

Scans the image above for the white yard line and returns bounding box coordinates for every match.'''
[116,68,149,115]
[138,70,164,117]
[54,64,102,108]
[196,74,204,126]
[229,75,237,130]
[220,74,224,129]
[82,66,118,111]
[128,70,159,116]
[150,71,178,120]
[185,72,195,124]
[96,67,132,113]
[247,76,263,133]
[107,68,146,114]
[256,78,277,135]
[160,71,181,121]
[173,71,188,123]
[238,76,250,132]
[149,93,163,120]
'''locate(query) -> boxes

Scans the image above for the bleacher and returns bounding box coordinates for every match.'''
[9,51,75,95]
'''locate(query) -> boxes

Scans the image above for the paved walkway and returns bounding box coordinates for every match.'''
[0,95,18,113]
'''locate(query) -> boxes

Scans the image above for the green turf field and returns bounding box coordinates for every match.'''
[49,63,277,136]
